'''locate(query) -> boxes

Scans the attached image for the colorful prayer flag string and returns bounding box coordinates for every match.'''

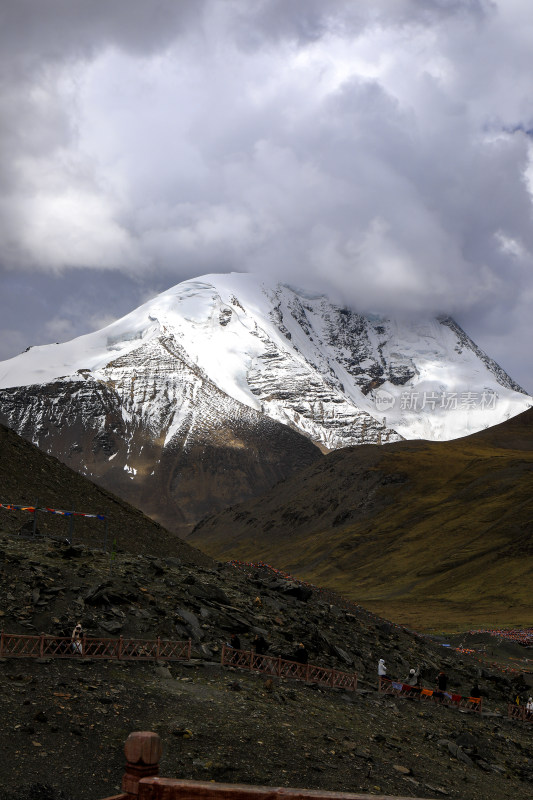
[0,502,106,520]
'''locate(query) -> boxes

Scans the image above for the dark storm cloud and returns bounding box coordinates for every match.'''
[0,0,532,390]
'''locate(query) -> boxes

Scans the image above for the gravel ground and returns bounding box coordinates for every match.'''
[1,533,532,800]
[0,656,532,800]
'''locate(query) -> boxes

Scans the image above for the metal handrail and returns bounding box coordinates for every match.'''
[0,631,191,661]
[378,676,482,712]
[508,703,533,723]
[221,645,357,690]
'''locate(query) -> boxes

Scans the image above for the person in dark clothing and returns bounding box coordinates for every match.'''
[470,682,483,699]
[253,634,268,655]
[293,642,308,664]
[229,633,241,650]
[434,670,448,700]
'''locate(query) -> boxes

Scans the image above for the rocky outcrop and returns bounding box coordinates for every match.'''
[0,335,321,535]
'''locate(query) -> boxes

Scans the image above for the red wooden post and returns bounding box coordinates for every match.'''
[40,634,45,658]
[121,731,162,797]
[118,636,124,660]
[330,669,335,687]
[156,637,160,660]
[277,656,282,677]
[306,664,310,683]
[187,638,191,660]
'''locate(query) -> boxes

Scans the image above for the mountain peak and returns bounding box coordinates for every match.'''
[0,273,530,534]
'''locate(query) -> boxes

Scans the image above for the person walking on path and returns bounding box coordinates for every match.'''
[434,670,448,700]
[405,666,421,691]
[253,634,268,655]
[377,658,388,689]
[71,622,83,655]
[294,642,308,664]
[405,666,420,686]
[436,671,447,690]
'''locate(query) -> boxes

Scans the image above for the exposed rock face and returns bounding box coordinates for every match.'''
[0,273,530,535]
[0,337,321,535]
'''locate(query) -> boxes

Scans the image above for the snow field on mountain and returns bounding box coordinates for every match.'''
[0,272,530,448]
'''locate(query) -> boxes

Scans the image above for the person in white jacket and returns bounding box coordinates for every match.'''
[71,622,83,655]
[377,657,388,687]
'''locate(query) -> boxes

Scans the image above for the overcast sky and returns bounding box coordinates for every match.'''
[1,0,532,391]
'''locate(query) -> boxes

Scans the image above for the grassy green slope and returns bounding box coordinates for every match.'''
[190,409,533,631]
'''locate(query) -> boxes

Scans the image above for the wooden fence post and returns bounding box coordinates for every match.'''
[277,656,282,677]
[40,634,45,658]
[156,637,160,660]
[221,643,226,665]
[122,731,162,797]
[118,636,123,660]
[0,630,3,657]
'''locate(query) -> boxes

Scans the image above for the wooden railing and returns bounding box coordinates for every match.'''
[508,703,533,723]
[0,632,191,661]
[221,645,357,690]
[101,731,434,800]
[378,677,482,712]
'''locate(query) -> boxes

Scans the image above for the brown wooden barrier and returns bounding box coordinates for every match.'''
[102,731,434,800]
[221,645,357,691]
[508,703,533,723]
[0,632,191,661]
[378,677,482,712]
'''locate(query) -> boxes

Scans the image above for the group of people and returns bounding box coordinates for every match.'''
[513,692,533,713]
[68,622,532,715]
[378,658,485,700]
[227,633,309,664]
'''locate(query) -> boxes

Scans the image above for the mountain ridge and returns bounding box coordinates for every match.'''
[190,407,533,632]
[0,273,530,535]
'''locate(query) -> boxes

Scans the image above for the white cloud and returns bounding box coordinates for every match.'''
[0,0,533,388]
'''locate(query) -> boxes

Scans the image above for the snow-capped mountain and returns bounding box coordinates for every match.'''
[0,273,530,534]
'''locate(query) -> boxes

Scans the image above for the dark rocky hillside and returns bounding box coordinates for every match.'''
[1,532,533,800]
[0,341,323,538]
[0,421,211,564]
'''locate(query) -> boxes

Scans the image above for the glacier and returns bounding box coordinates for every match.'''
[0,272,530,447]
